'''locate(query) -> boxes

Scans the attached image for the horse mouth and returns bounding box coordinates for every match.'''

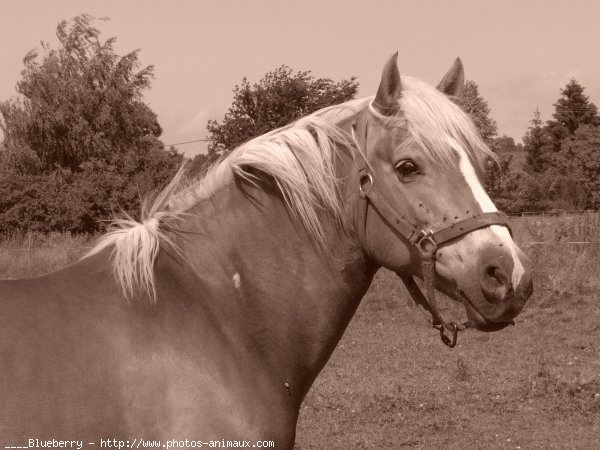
[459,291,515,332]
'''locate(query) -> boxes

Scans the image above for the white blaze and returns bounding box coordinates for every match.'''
[454,142,525,287]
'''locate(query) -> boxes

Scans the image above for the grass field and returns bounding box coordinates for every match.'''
[295,216,600,449]
[295,249,600,449]
[0,232,93,279]
[1,217,599,449]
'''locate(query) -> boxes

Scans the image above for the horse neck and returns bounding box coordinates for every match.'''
[171,173,376,398]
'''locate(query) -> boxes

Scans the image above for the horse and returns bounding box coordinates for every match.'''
[0,53,533,448]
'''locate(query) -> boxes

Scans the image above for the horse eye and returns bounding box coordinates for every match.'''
[395,160,420,178]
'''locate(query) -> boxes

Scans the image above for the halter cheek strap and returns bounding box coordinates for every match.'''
[351,109,512,348]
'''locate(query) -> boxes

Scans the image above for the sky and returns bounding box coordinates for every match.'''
[1,0,599,156]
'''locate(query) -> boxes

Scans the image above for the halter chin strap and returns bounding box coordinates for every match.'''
[351,109,512,348]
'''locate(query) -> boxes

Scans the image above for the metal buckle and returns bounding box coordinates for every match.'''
[433,322,459,348]
[358,173,374,198]
[414,229,437,254]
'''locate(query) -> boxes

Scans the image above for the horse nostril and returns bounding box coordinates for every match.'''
[480,263,511,304]
[485,265,506,287]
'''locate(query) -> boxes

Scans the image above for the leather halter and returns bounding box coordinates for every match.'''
[351,108,512,347]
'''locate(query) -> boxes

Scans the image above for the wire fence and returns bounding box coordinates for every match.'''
[509,210,600,246]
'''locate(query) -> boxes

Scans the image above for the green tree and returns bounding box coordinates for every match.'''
[505,172,556,213]
[545,79,600,152]
[0,14,163,173]
[206,66,358,156]
[0,15,181,233]
[486,135,526,204]
[457,80,498,143]
[522,108,549,173]
[483,149,513,208]
[553,125,600,209]
[491,135,522,155]
[187,151,217,178]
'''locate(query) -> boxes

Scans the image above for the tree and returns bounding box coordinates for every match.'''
[545,79,600,152]
[553,125,600,209]
[486,135,526,203]
[457,80,498,143]
[491,135,522,155]
[483,148,513,207]
[206,66,358,155]
[0,15,181,233]
[522,108,549,173]
[0,14,163,173]
[505,172,556,213]
[187,151,218,178]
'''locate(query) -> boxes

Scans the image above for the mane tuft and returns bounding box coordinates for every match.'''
[84,168,187,303]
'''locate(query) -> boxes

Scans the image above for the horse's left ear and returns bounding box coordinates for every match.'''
[373,52,402,116]
[437,57,465,98]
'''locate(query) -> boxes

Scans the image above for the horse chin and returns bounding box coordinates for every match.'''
[459,291,515,332]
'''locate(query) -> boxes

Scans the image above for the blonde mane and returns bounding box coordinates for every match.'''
[85,75,492,303]
[371,76,494,169]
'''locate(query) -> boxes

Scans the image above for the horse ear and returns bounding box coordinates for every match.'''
[373,52,402,116]
[437,57,465,98]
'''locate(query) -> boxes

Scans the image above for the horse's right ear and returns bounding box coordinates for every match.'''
[437,57,465,98]
[373,52,402,116]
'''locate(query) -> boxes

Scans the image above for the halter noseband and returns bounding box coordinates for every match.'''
[351,109,512,348]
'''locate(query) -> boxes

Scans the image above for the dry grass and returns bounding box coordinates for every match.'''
[510,210,600,244]
[1,219,599,449]
[295,220,600,449]
[0,232,93,279]
[295,258,600,449]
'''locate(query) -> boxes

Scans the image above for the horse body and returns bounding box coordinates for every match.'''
[1,170,373,445]
[1,257,129,438]
[1,54,533,447]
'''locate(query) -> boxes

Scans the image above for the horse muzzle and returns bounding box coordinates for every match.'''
[459,248,533,332]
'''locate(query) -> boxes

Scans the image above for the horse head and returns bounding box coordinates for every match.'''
[348,53,533,334]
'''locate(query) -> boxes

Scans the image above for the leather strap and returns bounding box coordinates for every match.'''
[432,211,512,244]
[359,173,421,242]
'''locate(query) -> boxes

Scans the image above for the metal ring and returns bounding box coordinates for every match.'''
[358,173,373,194]
[415,229,437,254]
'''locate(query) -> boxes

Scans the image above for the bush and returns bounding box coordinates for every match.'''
[0,147,181,234]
